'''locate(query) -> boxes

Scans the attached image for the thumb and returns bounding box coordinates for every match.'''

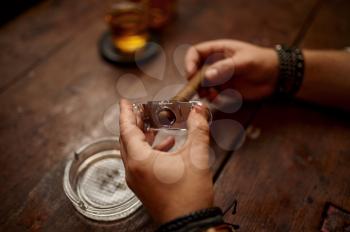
[186,105,210,147]
[203,57,235,87]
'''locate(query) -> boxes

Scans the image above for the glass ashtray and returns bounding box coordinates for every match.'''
[63,137,141,221]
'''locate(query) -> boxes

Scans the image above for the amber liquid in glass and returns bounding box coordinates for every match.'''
[106,2,149,53]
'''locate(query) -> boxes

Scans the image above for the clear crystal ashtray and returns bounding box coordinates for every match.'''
[63,137,141,221]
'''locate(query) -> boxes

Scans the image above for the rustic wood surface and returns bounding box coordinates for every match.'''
[0,0,349,231]
[215,101,350,231]
[214,0,350,231]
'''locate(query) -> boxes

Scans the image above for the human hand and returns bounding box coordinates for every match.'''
[119,99,214,223]
[185,40,279,101]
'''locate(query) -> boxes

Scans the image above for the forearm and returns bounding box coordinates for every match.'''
[296,50,350,111]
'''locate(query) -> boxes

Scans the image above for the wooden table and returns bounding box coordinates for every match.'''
[1,0,349,231]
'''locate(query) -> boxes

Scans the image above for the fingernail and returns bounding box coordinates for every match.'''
[193,105,204,114]
[194,105,210,121]
[205,68,218,79]
[120,99,127,106]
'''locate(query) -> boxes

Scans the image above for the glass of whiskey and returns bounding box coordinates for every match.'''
[105,0,149,54]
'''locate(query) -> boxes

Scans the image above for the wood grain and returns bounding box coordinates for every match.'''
[0,0,323,231]
[214,0,350,230]
[214,101,350,231]
[301,0,350,49]
[0,0,105,92]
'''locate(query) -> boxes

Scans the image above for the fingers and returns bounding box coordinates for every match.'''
[185,40,239,77]
[204,57,235,85]
[153,136,175,152]
[186,105,210,147]
[145,130,156,145]
[185,46,200,76]
[119,99,143,141]
[119,99,150,156]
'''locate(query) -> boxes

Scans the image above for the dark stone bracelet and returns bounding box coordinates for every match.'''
[155,207,225,232]
[275,44,305,98]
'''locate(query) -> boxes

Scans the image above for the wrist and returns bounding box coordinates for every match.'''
[263,48,279,95]
[156,207,230,232]
[156,199,214,224]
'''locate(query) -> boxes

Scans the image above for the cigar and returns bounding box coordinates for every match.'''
[171,66,207,102]
[155,66,208,125]
[156,66,210,125]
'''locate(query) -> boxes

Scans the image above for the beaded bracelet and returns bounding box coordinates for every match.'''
[155,207,229,232]
[275,44,305,98]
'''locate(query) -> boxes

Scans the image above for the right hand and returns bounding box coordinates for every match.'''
[185,39,279,101]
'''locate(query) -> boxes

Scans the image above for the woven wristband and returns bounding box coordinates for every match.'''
[275,44,305,98]
[156,207,226,232]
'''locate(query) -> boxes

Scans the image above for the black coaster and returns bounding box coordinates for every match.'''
[99,31,160,65]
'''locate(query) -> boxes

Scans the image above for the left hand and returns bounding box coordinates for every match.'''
[119,99,214,223]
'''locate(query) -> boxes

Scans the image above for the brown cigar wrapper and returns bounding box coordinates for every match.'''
[171,66,207,102]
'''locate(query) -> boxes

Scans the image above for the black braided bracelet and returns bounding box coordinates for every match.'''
[155,207,225,232]
[275,44,305,98]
